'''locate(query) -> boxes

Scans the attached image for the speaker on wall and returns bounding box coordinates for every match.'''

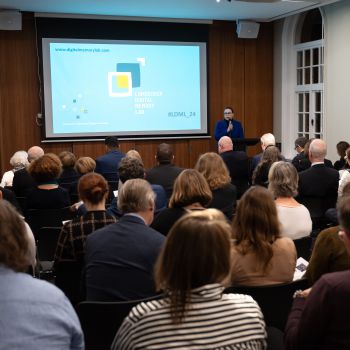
[0,11,22,31]
[236,20,260,39]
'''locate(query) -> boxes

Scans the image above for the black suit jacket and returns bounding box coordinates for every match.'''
[12,168,36,197]
[146,163,183,200]
[297,164,339,220]
[220,150,249,198]
[84,215,165,301]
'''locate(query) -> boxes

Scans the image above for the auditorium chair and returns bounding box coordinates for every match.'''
[224,278,309,331]
[77,295,162,350]
[26,206,73,236]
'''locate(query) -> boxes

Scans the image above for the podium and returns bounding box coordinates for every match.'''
[232,138,260,152]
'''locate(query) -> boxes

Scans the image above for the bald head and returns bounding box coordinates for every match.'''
[261,133,276,151]
[309,139,327,163]
[218,136,233,154]
[27,146,44,163]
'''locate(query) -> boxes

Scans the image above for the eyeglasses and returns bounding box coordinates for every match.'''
[224,112,233,115]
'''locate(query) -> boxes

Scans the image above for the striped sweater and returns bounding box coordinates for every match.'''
[112,283,267,350]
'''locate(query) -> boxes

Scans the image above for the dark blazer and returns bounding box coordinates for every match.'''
[0,186,21,213]
[221,150,249,198]
[209,184,237,220]
[146,164,183,200]
[95,150,125,181]
[84,215,165,301]
[214,119,244,141]
[58,168,79,185]
[297,164,339,221]
[12,168,36,197]
[293,153,333,172]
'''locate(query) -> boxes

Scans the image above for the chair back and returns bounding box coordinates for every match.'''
[224,278,309,330]
[36,226,61,280]
[36,226,61,261]
[15,196,27,215]
[77,295,162,350]
[26,207,72,236]
[294,236,312,260]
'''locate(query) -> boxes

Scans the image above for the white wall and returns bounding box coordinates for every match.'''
[323,1,350,161]
[273,0,350,162]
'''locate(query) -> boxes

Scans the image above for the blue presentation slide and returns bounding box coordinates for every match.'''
[45,40,205,136]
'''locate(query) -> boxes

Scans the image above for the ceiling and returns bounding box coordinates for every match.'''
[0,0,342,22]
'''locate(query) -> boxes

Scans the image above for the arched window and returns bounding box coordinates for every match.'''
[294,9,324,139]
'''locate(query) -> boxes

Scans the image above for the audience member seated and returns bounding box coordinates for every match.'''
[84,179,165,301]
[0,192,36,270]
[297,139,339,229]
[12,145,44,197]
[334,140,349,170]
[252,146,282,187]
[125,149,143,164]
[151,169,212,236]
[218,136,249,198]
[95,136,125,182]
[108,157,167,218]
[231,186,296,286]
[0,201,84,349]
[69,156,96,201]
[338,146,350,197]
[1,150,28,188]
[195,152,237,220]
[58,151,79,185]
[296,138,333,172]
[26,153,70,210]
[112,209,267,350]
[304,182,350,285]
[54,173,117,303]
[291,136,308,172]
[146,143,183,200]
[268,161,312,240]
[251,132,276,174]
[285,194,350,350]
[0,185,22,213]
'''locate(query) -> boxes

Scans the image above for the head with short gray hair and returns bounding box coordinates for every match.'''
[268,161,298,198]
[10,151,29,170]
[309,139,326,162]
[260,133,276,150]
[118,178,155,214]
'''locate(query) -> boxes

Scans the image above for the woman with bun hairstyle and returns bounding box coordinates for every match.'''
[54,172,116,303]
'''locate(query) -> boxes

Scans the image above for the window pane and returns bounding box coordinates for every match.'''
[320,65,323,83]
[315,92,321,112]
[305,114,309,132]
[297,69,303,85]
[298,94,304,112]
[313,67,319,83]
[298,114,303,131]
[315,114,321,132]
[305,68,310,84]
[305,49,311,66]
[305,93,309,112]
[297,51,303,68]
[313,48,319,65]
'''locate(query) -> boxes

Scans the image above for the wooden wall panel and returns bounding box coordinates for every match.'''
[244,24,274,156]
[0,13,41,172]
[0,14,273,175]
